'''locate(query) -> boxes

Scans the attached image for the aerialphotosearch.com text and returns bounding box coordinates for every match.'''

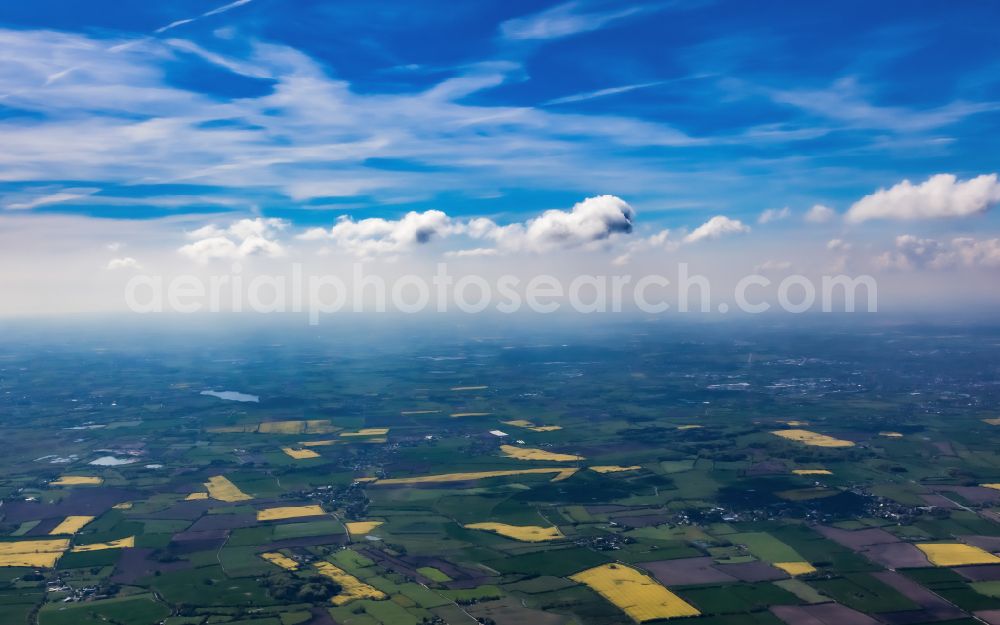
[124,262,878,324]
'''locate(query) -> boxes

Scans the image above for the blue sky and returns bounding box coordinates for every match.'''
[1,1,999,315]
[1,0,998,224]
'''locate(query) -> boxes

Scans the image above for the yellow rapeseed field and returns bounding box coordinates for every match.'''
[0,539,70,568]
[916,543,1000,567]
[982,418,1000,426]
[501,420,562,432]
[257,420,301,434]
[570,563,700,622]
[205,475,252,502]
[340,428,390,437]
[450,412,491,417]
[375,467,578,485]
[590,465,642,473]
[281,447,320,459]
[792,469,832,475]
[71,536,135,552]
[300,440,337,446]
[552,468,579,481]
[261,552,299,570]
[772,429,854,448]
[49,516,94,535]
[185,492,209,500]
[0,540,71,552]
[500,444,583,462]
[50,476,102,486]
[464,522,564,542]
[774,562,817,576]
[982,484,1000,491]
[0,552,64,567]
[314,561,387,605]
[345,521,383,536]
[257,505,327,522]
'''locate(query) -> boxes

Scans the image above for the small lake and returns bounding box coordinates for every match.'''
[201,390,260,403]
[89,456,137,466]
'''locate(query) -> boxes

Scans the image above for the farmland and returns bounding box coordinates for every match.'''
[49,516,94,535]
[205,475,253,502]
[464,522,565,541]
[257,505,328,522]
[916,543,1000,566]
[2,321,1000,624]
[771,429,856,448]
[281,447,321,460]
[570,563,701,621]
[499,444,584,462]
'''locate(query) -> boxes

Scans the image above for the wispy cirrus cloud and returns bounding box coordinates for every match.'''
[154,0,255,35]
[4,188,99,210]
[543,81,664,106]
[499,2,646,41]
[0,27,806,215]
[767,76,999,134]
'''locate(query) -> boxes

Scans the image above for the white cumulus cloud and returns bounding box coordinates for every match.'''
[847,174,1000,223]
[683,215,750,244]
[758,207,790,224]
[481,194,635,253]
[307,195,637,258]
[804,204,836,223]
[106,257,141,270]
[299,210,460,258]
[179,217,287,263]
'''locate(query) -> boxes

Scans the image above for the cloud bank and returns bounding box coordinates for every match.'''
[876,234,1000,270]
[299,195,636,258]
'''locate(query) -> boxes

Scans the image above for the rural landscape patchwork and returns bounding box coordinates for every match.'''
[3,1,1000,624]
[2,321,1000,625]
